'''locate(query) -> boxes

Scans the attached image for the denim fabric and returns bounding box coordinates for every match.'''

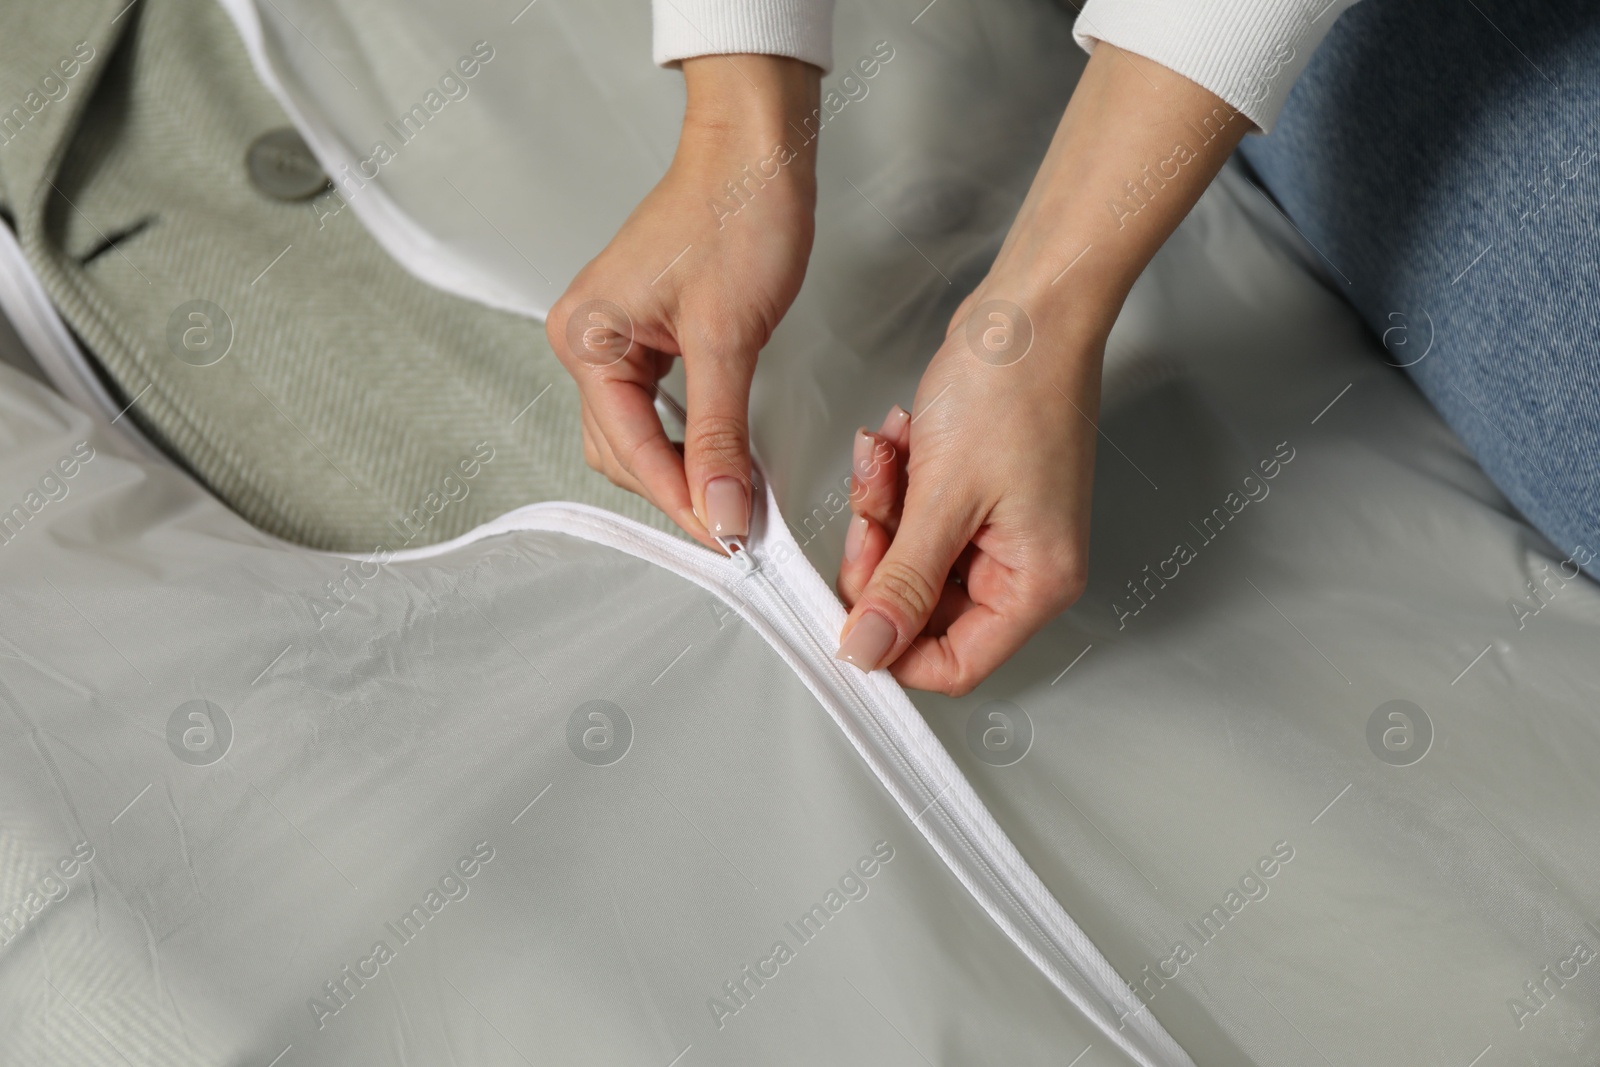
[1237,0,1600,573]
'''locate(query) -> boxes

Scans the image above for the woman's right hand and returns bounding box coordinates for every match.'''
[547,54,820,552]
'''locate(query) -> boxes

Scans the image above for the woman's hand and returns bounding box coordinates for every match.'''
[835,282,1106,695]
[835,43,1250,694]
[547,55,820,551]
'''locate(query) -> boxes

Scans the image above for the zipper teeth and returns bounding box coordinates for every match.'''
[741,551,1184,1067]
[749,564,951,832]
[380,499,1185,1067]
[748,559,1104,982]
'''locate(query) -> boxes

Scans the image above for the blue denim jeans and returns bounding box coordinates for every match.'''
[1237,0,1600,574]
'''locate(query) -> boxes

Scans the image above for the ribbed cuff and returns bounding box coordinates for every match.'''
[1072,0,1361,132]
[653,0,835,74]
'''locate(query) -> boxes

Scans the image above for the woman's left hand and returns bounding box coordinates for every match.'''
[832,41,1249,695]
[834,278,1107,696]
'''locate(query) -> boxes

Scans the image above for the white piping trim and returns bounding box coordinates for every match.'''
[211,0,548,319]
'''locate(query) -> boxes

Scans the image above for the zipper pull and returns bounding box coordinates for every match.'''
[716,535,757,575]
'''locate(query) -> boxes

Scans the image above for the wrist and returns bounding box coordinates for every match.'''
[680,54,821,163]
[975,258,1124,360]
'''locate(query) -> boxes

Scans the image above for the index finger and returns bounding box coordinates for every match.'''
[573,363,711,547]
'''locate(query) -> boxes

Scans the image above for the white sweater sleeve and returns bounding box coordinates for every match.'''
[652,0,836,73]
[1072,0,1363,131]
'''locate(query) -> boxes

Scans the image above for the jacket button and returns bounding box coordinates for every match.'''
[246,127,329,201]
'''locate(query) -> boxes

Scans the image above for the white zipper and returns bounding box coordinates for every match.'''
[387,482,1192,1067]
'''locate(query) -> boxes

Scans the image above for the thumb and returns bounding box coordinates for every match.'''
[682,335,757,541]
[836,483,975,673]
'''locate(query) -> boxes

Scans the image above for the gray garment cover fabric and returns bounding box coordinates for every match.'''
[0,362,1147,1067]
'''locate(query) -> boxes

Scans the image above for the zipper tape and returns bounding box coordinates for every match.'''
[384,476,1193,1067]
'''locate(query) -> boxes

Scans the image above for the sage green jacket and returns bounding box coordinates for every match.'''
[0,0,677,551]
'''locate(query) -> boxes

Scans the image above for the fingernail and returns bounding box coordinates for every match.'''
[704,477,748,537]
[844,514,869,562]
[836,610,896,671]
[879,405,910,437]
[853,429,874,479]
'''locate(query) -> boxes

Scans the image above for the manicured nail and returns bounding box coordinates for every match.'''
[705,477,748,537]
[853,429,874,480]
[836,610,896,671]
[879,405,910,438]
[844,514,869,562]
